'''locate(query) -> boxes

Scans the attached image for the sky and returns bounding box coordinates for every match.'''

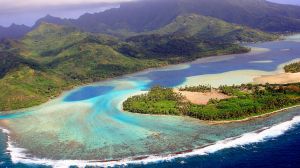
[268,0,300,5]
[0,0,135,27]
[0,0,299,27]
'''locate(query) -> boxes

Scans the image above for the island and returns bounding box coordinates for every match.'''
[123,62,300,121]
[123,83,300,121]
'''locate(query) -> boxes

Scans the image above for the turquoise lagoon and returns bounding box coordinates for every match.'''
[1,36,300,167]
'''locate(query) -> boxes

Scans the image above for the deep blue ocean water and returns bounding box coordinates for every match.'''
[128,125,300,168]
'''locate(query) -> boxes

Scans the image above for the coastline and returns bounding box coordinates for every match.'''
[207,105,300,125]
[254,72,300,84]
[122,104,300,125]
[0,45,268,114]
[2,34,299,113]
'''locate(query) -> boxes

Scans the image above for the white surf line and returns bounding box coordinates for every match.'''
[1,114,300,168]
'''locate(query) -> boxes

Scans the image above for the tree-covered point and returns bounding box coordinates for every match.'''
[284,62,300,73]
[123,86,188,115]
[123,83,300,121]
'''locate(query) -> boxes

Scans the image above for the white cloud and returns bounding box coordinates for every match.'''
[0,0,135,9]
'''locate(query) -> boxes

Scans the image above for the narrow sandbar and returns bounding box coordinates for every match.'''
[254,72,300,84]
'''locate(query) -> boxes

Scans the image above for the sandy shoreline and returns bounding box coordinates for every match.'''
[254,72,300,84]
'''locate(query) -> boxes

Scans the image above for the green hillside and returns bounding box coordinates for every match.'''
[19,23,165,82]
[0,65,69,111]
[119,14,277,62]
[152,14,278,42]
[0,23,166,111]
[22,23,88,61]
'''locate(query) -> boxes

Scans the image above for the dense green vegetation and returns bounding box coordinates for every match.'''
[123,84,300,121]
[0,17,277,112]
[0,65,70,111]
[284,62,300,73]
[121,35,250,62]
[119,14,277,63]
[123,86,187,115]
[0,23,166,111]
[150,14,278,43]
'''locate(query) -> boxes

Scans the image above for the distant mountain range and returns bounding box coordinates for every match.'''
[36,0,300,34]
[1,0,300,40]
[0,24,31,39]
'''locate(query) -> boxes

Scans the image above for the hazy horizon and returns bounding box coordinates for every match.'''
[0,0,135,27]
[0,0,299,27]
[268,0,300,5]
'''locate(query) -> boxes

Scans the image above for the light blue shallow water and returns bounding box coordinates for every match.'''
[0,37,300,167]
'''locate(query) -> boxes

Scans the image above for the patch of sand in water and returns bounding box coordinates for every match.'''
[181,70,271,88]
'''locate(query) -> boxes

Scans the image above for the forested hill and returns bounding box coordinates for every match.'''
[149,14,277,42]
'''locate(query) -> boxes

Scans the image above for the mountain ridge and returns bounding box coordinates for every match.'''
[1,0,300,39]
[35,0,300,35]
[0,24,31,39]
